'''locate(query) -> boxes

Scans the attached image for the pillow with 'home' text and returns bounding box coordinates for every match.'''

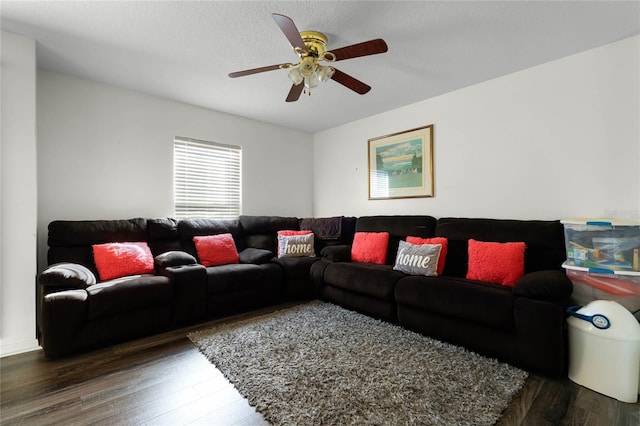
[277,233,316,258]
[394,240,442,276]
[277,230,312,253]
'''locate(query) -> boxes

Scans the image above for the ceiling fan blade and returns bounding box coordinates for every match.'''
[272,13,306,53]
[330,39,388,61]
[286,83,304,102]
[331,68,371,95]
[228,64,285,78]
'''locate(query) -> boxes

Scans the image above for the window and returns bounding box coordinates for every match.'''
[174,137,241,219]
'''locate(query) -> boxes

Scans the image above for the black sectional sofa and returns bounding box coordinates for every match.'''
[38,215,572,377]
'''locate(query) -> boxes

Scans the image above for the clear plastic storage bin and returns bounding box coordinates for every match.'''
[563,262,640,320]
[561,218,640,272]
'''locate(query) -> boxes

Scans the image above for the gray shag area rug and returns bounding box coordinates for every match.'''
[188,301,528,426]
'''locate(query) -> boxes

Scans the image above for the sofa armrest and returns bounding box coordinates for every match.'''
[158,263,207,324]
[39,263,96,290]
[154,251,197,268]
[41,289,88,357]
[320,245,352,263]
[513,270,573,302]
[514,297,568,377]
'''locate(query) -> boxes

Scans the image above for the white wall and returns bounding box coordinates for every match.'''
[0,31,39,356]
[37,70,314,270]
[313,36,640,220]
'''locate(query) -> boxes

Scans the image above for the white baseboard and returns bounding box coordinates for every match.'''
[0,338,41,358]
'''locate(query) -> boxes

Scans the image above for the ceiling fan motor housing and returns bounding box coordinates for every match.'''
[299,31,335,62]
[300,31,327,56]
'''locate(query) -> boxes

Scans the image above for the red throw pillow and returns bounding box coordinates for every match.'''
[277,230,312,236]
[351,232,389,265]
[406,236,448,275]
[193,233,239,267]
[466,239,526,287]
[92,242,155,281]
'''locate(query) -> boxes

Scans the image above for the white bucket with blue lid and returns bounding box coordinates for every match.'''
[567,300,640,402]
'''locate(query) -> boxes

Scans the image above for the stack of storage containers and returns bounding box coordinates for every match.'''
[562,218,640,321]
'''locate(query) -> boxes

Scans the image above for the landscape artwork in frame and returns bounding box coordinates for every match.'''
[368,125,434,200]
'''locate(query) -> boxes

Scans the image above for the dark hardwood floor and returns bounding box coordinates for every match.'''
[2,303,638,425]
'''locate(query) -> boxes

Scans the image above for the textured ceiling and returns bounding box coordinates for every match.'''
[2,1,639,133]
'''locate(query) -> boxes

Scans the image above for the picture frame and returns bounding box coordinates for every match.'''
[368,125,434,200]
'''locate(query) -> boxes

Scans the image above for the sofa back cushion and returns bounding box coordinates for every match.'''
[355,216,437,265]
[177,218,243,258]
[435,218,566,277]
[300,216,357,254]
[147,217,182,255]
[47,218,150,277]
[239,215,300,254]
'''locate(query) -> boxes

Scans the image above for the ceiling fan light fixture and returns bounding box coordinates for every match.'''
[299,57,316,77]
[288,60,335,93]
[317,64,335,82]
[288,67,304,85]
[305,75,318,90]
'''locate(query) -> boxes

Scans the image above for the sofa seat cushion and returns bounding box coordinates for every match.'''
[324,263,405,300]
[238,248,274,264]
[395,276,516,331]
[273,256,318,278]
[205,264,267,295]
[86,275,172,320]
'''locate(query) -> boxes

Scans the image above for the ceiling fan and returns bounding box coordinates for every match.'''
[228,13,388,102]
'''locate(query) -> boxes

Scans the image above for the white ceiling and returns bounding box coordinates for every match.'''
[2,1,639,133]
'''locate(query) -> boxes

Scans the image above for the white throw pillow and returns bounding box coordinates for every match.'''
[277,233,316,258]
[393,240,441,276]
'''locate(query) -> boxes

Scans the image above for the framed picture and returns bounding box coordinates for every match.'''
[368,125,434,200]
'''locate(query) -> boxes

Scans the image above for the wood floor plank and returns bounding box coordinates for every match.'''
[522,377,577,425]
[142,387,246,426]
[496,373,545,426]
[1,303,636,426]
[187,398,262,425]
[79,350,217,410]
[93,364,242,423]
[89,386,205,426]
[231,411,270,426]
[568,384,619,423]
[615,400,640,426]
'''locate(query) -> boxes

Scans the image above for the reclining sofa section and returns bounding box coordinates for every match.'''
[39,214,572,378]
[39,215,355,357]
[312,216,572,377]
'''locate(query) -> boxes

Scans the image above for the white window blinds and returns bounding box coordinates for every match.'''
[174,137,241,219]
